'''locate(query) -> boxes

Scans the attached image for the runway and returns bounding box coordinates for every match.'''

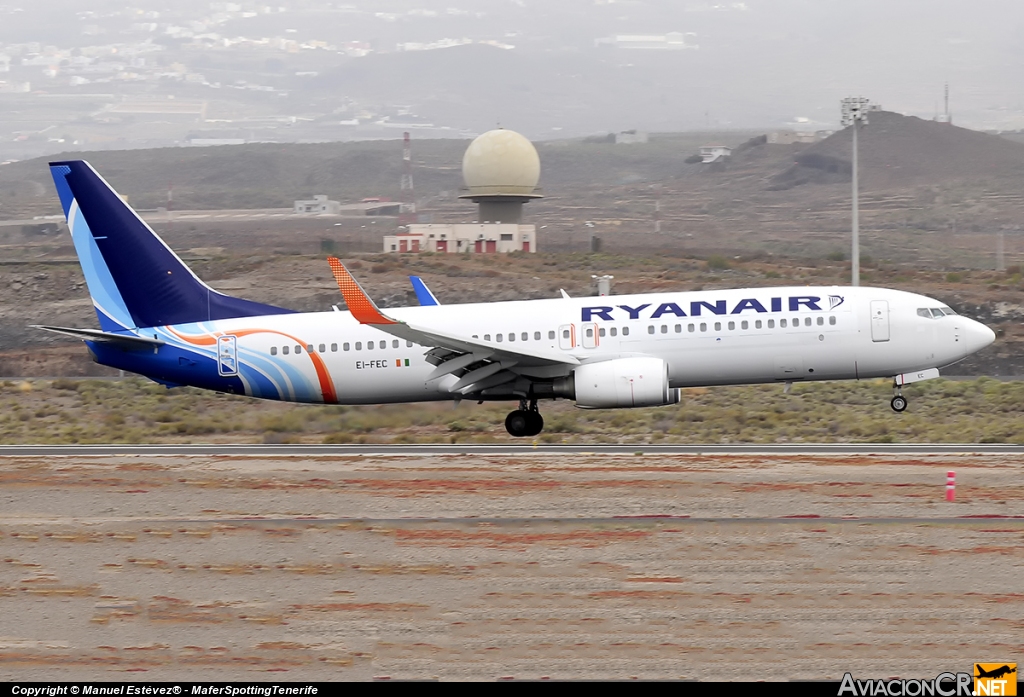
[4,442,1024,456]
[2,444,1022,680]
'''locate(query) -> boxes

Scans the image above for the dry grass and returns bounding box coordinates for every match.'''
[3,376,1024,444]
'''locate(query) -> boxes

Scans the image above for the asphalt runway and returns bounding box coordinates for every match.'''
[4,442,1024,456]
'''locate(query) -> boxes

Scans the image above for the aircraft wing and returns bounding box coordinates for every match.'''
[328,258,578,392]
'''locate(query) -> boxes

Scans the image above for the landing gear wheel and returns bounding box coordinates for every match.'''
[891,395,908,412]
[524,410,544,437]
[505,410,531,437]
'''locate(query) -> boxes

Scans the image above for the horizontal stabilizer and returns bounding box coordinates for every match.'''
[32,325,164,349]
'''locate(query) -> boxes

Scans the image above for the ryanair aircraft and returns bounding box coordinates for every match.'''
[39,161,996,437]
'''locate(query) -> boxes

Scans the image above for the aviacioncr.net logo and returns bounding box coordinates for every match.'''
[838,672,973,697]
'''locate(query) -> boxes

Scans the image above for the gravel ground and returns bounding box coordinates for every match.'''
[1,452,1021,681]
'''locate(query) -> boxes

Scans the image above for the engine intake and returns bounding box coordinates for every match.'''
[573,357,680,409]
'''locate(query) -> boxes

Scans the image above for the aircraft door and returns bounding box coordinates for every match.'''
[581,322,599,348]
[217,335,239,376]
[870,300,890,342]
[558,324,576,350]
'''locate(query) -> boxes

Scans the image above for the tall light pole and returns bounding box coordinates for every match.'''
[841,97,871,286]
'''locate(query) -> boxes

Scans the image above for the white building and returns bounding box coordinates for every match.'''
[384,223,536,254]
[699,145,732,163]
[294,195,341,214]
[615,130,648,144]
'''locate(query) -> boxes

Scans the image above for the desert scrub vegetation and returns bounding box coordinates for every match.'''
[1,376,1024,445]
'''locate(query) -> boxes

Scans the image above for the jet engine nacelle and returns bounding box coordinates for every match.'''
[573,357,681,409]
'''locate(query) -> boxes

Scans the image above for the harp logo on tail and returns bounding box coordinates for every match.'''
[829,295,845,311]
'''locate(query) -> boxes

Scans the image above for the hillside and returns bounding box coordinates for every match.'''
[772,111,1024,190]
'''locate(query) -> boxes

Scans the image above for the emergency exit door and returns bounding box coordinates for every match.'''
[870,300,890,342]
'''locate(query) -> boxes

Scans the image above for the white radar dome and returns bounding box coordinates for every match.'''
[462,129,540,197]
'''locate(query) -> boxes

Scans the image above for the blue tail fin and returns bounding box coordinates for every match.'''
[49,160,293,330]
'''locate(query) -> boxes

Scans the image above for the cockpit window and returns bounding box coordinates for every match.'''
[919,307,957,319]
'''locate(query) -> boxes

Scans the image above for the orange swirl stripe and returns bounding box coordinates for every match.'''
[167,326,338,404]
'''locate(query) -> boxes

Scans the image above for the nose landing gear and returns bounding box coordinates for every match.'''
[891,380,908,412]
[505,399,544,437]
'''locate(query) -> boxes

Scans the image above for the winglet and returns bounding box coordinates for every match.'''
[327,257,398,325]
[559,289,570,299]
[409,276,440,306]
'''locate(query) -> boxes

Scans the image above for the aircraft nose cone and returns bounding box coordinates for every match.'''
[965,319,996,353]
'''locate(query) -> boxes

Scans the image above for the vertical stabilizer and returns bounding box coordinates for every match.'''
[49,161,293,329]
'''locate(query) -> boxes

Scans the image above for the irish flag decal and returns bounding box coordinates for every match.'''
[395,359,410,367]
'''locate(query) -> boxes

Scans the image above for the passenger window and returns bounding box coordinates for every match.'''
[522,332,529,341]
[306,344,314,353]
[622,327,629,336]
[741,320,748,330]
[549,330,556,340]
[343,343,350,351]
[485,334,491,341]
[270,346,277,356]
[497,334,503,342]
[407,341,413,347]
[355,342,362,350]
[780,319,787,328]
[648,325,655,334]
[586,327,593,338]
[768,320,775,328]
[661,325,668,334]
[829,316,836,325]
[508,332,516,342]
[379,342,385,351]
[393,340,399,348]
[816,317,823,326]
[804,317,811,327]
[674,324,682,333]
[755,320,762,329]
[367,341,374,350]
[331,343,338,352]
[319,344,326,353]
[688,324,695,333]
[610,327,617,337]
[283,346,290,355]
[700,323,707,332]
[295,345,302,354]
[728,321,735,330]
[562,330,569,339]
[714,322,721,331]
[599,328,606,337]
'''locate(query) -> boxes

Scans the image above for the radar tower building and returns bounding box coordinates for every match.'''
[384,128,541,254]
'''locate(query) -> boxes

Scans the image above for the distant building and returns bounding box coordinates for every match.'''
[699,145,732,163]
[615,130,648,144]
[768,130,819,145]
[596,32,697,50]
[384,223,536,254]
[294,195,341,215]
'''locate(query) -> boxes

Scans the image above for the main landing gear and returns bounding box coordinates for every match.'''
[505,399,544,437]
[891,381,908,413]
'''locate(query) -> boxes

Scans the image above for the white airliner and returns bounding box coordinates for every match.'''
[38,161,996,437]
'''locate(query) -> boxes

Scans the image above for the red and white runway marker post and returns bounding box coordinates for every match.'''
[946,470,956,502]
